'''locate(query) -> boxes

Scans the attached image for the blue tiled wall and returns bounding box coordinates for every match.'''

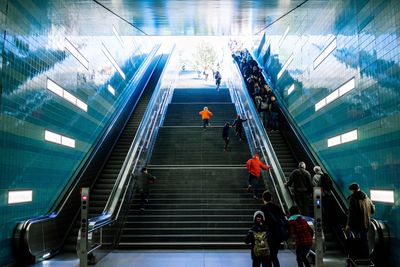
[0,0,157,265]
[253,0,400,264]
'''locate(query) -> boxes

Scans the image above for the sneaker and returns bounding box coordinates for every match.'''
[253,195,259,200]
[246,186,252,193]
[145,199,149,204]
[140,207,145,212]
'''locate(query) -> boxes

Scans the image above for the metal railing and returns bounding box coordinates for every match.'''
[78,46,179,262]
[225,50,293,214]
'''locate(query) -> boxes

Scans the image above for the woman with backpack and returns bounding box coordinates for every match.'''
[245,211,272,267]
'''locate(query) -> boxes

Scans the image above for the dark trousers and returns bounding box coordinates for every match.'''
[349,227,369,259]
[270,112,279,130]
[202,119,209,129]
[248,174,260,198]
[223,137,229,150]
[269,240,281,267]
[295,245,311,267]
[252,256,272,267]
[140,191,149,209]
[294,192,310,216]
[236,126,244,140]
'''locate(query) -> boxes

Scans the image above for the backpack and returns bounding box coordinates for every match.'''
[253,232,270,257]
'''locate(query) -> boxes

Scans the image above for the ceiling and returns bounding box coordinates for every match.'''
[68,0,329,36]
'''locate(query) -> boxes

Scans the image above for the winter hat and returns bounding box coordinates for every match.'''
[349,183,360,191]
[253,210,265,222]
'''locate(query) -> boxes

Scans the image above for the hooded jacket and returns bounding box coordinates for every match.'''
[347,190,375,229]
[245,211,269,259]
[246,156,270,177]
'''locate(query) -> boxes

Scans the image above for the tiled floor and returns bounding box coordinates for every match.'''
[31,250,346,267]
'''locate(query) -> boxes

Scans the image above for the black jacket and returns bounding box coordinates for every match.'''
[261,202,286,242]
[347,190,375,229]
[287,168,312,194]
[232,118,247,129]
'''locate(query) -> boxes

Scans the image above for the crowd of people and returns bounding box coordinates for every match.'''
[229,41,279,131]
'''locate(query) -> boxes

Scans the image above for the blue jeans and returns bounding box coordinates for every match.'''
[202,119,209,129]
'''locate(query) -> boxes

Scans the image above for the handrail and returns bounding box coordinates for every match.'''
[86,45,178,236]
[225,50,293,213]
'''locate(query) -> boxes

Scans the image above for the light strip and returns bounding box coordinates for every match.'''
[315,78,355,112]
[370,190,394,203]
[101,43,126,80]
[327,129,358,147]
[45,130,76,148]
[108,84,116,96]
[277,53,294,79]
[313,38,337,69]
[113,25,125,48]
[64,38,89,70]
[46,79,87,112]
[278,26,290,48]
[8,190,33,204]
[288,84,295,95]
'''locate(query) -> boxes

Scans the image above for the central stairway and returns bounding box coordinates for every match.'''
[119,72,261,249]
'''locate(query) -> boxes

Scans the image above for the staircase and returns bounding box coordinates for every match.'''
[62,54,168,252]
[118,73,263,249]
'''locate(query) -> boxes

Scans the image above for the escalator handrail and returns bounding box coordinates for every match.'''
[226,54,293,213]
[247,49,349,215]
[87,47,176,233]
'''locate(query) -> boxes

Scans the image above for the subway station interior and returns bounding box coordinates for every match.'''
[1,0,399,266]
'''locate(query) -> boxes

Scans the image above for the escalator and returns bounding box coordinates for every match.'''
[62,53,170,252]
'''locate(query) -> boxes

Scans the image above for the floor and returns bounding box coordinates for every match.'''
[31,250,346,267]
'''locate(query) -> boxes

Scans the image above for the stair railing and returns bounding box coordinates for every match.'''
[225,50,293,214]
[78,45,179,260]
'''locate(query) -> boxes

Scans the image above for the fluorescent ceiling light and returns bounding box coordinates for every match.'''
[45,130,76,148]
[278,26,290,48]
[288,84,295,95]
[8,190,33,204]
[108,85,116,96]
[327,129,358,147]
[46,78,87,112]
[65,38,89,70]
[341,129,358,143]
[370,189,394,203]
[339,78,355,96]
[313,38,337,69]
[326,89,339,104]
[327,135,341,147]
[113,25,125,48]
[277,53,294,79]
[315,99,326,111]
[102,43,126,80]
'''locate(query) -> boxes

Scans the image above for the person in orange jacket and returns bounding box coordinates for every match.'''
[199,107,213,130]
[246,153,271,200]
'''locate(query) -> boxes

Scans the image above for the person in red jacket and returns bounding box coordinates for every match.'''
[288,206,314,267]
[199,107,213,130]
[246,153,270,199]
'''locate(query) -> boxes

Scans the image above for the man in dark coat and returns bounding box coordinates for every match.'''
[232,115,247,141]
[285,162,313,216]
[345,183,375,259]
[137,167,156,211]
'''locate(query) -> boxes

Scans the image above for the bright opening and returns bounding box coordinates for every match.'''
[8,190,33,204]
[370,190,395,204]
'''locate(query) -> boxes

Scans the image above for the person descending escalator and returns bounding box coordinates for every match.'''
[246,153,271,200]
[198,106,213,131]
[232,114,247,141]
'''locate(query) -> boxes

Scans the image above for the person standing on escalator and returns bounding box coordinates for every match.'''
[285,162,313,216]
